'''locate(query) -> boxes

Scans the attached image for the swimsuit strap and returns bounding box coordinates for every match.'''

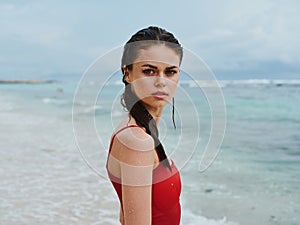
[108,125,160,161]
[108,125,144,153]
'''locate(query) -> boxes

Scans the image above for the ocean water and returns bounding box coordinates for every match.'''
[0,78,299,225]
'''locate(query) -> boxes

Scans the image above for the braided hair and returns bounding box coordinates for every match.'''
[120,26,183,170]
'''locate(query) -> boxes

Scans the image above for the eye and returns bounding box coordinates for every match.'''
[142,69,156,75]
[165,70,178,76]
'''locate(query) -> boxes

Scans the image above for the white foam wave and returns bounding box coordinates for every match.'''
[220,79,300,87]
[113,80,124,86]
[182,209,239,225]
[42,98,68,105]
[0,102,16,112]
[180,79,300,88]
[111,110,124,117]
[83,105,102,113]
[180,80,225,88]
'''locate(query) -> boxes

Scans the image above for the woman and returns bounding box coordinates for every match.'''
[106,26,183,225]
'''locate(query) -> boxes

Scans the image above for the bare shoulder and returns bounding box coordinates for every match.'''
[111,127,155,168]
[115,126,155,153]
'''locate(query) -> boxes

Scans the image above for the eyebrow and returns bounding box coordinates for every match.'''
[141,64,179,70]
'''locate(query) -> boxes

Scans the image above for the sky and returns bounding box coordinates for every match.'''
[0,0,300,80]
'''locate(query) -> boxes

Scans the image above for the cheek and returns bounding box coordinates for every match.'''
[131,77,155,98]
[168,77,179,96]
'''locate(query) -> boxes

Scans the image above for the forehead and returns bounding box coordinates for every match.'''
[134,45,180,67]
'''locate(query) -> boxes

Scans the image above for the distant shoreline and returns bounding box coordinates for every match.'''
[0,79,57,84]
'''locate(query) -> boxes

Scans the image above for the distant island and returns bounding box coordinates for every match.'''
[0,79,56,84]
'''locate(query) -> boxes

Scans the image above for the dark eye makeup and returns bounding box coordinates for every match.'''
[142,68,178,77]
[165,70,178,76]
[142,69,156,75]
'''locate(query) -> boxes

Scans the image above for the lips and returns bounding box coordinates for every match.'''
[151,91,168,100]
[152,91,168,96]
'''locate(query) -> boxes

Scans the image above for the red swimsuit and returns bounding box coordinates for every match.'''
[106,125,182,225]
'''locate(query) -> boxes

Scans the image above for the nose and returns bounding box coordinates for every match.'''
[154,73,166,87]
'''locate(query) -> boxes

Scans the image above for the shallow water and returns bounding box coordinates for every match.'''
[1,79,299,225]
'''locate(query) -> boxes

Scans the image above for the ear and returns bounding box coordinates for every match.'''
[123,67,132,83]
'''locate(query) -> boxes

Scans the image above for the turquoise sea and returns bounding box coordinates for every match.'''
[0,78,299,225]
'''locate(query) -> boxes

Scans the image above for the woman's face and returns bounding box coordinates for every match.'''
[125,44,181,112]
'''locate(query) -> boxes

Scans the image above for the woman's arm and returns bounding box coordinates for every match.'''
[119,208,124,224]
[122,182,152,224]
[116,127,155,225]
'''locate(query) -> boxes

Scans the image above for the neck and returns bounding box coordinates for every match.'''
[145,105,163,126]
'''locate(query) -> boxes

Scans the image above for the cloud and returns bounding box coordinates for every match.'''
[0,1,110,77]
[0,2,75,46]
[182,1,300,75]
[0,0,299,79]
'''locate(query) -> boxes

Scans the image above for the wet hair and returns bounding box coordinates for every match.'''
[120,26,183,170]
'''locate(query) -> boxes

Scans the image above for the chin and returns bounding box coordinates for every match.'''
[152,100,169,108]
[141,99,168,110]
